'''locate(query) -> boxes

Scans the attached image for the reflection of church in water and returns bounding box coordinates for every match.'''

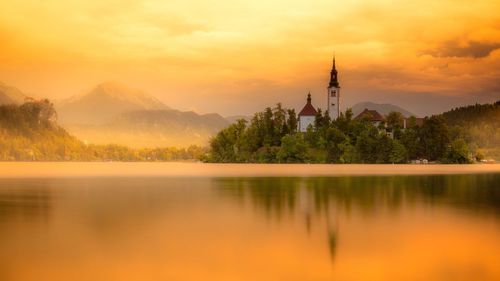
[298,56,340,132]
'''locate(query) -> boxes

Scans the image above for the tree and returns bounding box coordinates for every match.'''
[314,108,325,130]
[286,109,298,135]
[442,139,471,164]
[323,110,332,128]
[386,111,404,140]
[419,116,450,161]
[386,112,404,128]
[272,103,287,144]
[208,119,247,162]
[355,125,380,163]
[333,108,352,135]
[325,127,347,163]
[401,126,419,160]
[389,140,408,163]
[263,107,274,146]
[376,135,393,163]
[203,101,500,164]
[255,145,280,163]
[304,125,319,149]
[277,134,308,163]
[339,140,357,163]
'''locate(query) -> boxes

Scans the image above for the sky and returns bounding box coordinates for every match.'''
[0,0,499,116]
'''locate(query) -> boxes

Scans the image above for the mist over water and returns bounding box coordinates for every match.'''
[0,174,499,281]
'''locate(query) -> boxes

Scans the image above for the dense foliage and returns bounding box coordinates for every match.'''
[2,99,497,163]
[205,101,500,163]
[440,101,500,160]
[0,101,205,161]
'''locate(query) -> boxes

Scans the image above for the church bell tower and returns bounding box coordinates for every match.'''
[327,55,340,120]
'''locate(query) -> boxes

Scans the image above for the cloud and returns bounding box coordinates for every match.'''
[426,40,500,58]
[1,0,500,116]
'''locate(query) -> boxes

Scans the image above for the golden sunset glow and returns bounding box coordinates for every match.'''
[1,0,499,115]
[1,175,500,281]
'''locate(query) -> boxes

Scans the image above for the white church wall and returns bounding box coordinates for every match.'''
[327,87,340,120]
[298,116,315,132]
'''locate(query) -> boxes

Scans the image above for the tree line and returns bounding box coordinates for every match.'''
[2,99,497,163]
[0,100,205,161]
[441,101,500,160]
[205,101,500,164]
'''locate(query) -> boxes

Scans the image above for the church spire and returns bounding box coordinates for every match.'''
[327,53,340,121]
[329,53,339,88]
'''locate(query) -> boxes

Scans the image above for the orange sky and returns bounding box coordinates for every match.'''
[1,0,499,116]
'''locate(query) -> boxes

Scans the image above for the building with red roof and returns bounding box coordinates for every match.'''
[354,108,385,121]
[354,108,386,130]
[298,93,317,132]
[297,55,341,132]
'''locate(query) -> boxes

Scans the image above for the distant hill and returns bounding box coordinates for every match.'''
[0,100,84,161]
[351,102,415,118]
[57,81,169,125]
[0,101,204,161]
[0,82,28,105]
[65,109,229,148]
[440,101,500,160]
[440,101,500,126]
[56,81,231,147]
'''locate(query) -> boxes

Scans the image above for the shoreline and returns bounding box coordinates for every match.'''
[0,162,499,178]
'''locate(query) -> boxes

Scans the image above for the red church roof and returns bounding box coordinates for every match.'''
[298,93,317,116]
[354,108,385,121]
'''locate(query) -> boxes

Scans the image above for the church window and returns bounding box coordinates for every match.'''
[332,103,335,106]
[331,90,336,97]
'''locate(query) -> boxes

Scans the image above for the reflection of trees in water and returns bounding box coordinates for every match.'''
[0,179,55,224]
[218,174,500,216]
[1,175,498,260]
[215,174,500,260]
[0,178,207,237]
[218,177,301,220]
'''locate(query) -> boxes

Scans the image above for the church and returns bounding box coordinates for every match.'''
[298,56,340,132]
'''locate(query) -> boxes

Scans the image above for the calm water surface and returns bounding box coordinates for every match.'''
[0,174,499,281]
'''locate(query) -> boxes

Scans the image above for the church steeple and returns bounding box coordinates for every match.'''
[327,53,340,121]
[329,54,339,88]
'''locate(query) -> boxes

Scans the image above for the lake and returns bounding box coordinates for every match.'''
[0,164,499,281]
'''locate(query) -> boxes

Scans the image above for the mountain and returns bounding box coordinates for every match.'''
[0,82,28,105]
[65,109,229,148]
[0,101,203,161]
[55,81,233,147]
[112,110,228,134]
[57,82,234,147]
[351,101,416,118]
[57,81,169,125]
